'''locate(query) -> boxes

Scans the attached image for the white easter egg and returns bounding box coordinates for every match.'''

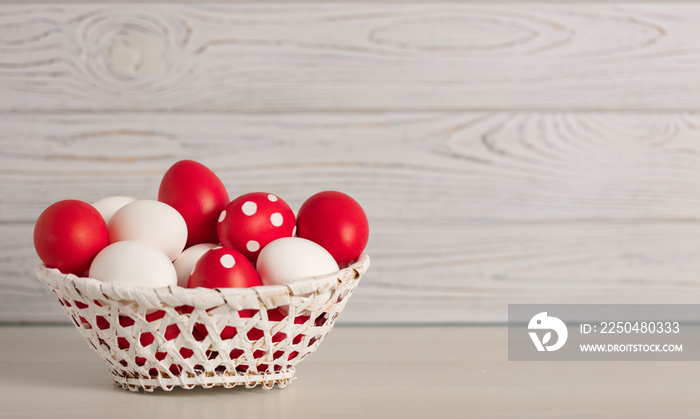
[89,241,177,288]
[91,196,137,224]
[172,243,218,287]
[257,237,339,286]
[108,200,187,261]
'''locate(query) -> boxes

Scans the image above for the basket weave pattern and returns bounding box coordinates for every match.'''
[35,254,369,392]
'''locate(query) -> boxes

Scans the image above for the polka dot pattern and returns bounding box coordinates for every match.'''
[218,210,226,222]
[187,247,261,289]
[220,254,236,268]
[247,240,260,252]
[241,201,257,216]
[218,192,296,263]
[270,213,283,227]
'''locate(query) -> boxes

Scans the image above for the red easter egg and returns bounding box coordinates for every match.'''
[187,247,261,289]
[217,192,295,263]
[158,160,229,247]
[33,200,109,275]
[296,191,368,267]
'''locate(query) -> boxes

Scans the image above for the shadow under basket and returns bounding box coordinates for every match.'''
[35,254,369,392]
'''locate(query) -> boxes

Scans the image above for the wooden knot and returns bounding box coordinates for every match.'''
[76,9,189,92]
[107,32,164,77]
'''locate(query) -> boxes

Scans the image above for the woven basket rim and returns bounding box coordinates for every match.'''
[35,253,369,310]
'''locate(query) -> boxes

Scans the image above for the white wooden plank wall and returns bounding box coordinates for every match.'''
[6,3,700,111]
[3,3,700,323]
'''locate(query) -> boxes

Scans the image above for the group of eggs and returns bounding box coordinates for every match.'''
[33,160,369,290]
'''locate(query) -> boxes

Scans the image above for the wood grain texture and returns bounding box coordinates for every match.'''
[4,112,700,323]
[4,3,700,111]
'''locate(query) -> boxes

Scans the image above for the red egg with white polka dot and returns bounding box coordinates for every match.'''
[187,247,261,289]
[217,192,296,264]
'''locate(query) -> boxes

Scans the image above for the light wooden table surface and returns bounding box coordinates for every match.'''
[1,326,698,418]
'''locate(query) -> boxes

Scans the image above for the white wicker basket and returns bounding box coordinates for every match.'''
[35,254,369,392]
